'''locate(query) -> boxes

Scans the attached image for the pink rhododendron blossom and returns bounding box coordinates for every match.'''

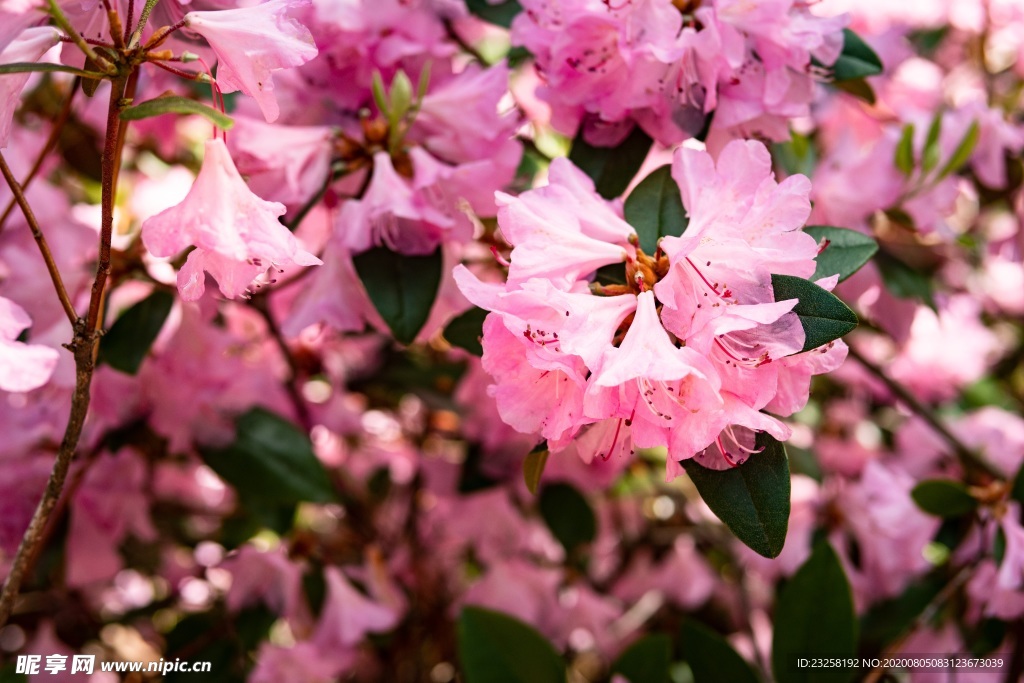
[0,295,59,393]
[184,0,318,122]
[141,138,322,301]
[0,26,60,148]
[457,140,842,477]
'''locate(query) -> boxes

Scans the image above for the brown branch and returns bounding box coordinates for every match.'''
[0,78,79,233]
[0,152,77,325]
[847,344,1001,480]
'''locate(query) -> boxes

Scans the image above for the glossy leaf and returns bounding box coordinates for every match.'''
[443,306,487,356]
[895,123,915,177]
[200,408,336,506]
[834,77,877,104]
[831,29,883,81]
[569,126,653,199]
[120,95,235,130]
[805,226,878,283]
[682,433,790,558]
[457,607,565,683]
[523,443,549,496]
[772,543,858,683]
[911,479,978,518]
[538,482,597,552]
[680,620,759,683]
[464,0,522,28]
[623,164,688,254]
[612,633,672,683]
[772,275,859,352]
[875,251,936,307]
[353,245,443,345]
[98,290,174,375]
[936,121,979,180]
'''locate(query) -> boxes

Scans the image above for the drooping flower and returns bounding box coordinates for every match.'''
[142,138,322,301]
[0,294,59,393]
[184,0,318,122]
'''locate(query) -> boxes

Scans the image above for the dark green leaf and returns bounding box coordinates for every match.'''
[98,290,174,375]
[922,113,943,173]
[682,433,790,558]
[680,621,759,683]
[875,251,936,308]
[771,275,858,352]
[595,263,627,286]
[200,408,336,506]
[0,62,106,79]
[772,543,857,683]
[464,0,522,28]
[353,245,442,345]
[624,164,688,254]
[538,482,597,552]
[859,574,944,655]
[444,306,487,356]
[120,95,234,130]
[0,661,28,683]
[457,606,565,683]
[523,443,549,496]
[911,479,978,518]
[612,633,672,683]
[831,29,883,81]
[805,226,878,283]
[895,123,915,177]
[773,132,818,177]
[569,126,653,199]
[936,121,979,180]
[834,77,876,104]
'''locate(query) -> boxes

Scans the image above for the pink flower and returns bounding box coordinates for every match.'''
[0,294,59,393]
[142,138,322,301]
[0,26,60,148]
[457,140,840,477]
[227,116,334,206]
[312,566,400,649]
[184,0,318,122]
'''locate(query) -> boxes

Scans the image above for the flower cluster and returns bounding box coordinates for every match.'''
[457,141,846,476]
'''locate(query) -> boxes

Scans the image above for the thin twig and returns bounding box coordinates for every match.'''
[128,0,162,49]
[0,78,79,233]
[0,152,76,324]
[46,0,115,74]
[847,344,1001,479]
[0,318,96,626]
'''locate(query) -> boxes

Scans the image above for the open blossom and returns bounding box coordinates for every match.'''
[456,141,843,476]
[0,295,59,393]
[0,26,60,148]
[141,138,322,301]
[184,0,318,122]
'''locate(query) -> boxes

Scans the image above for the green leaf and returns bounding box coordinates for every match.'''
[831,29,883,81]
[98,289,174,375]
[388,70,413,122]
[911,479,978,518]
[120,95,234,130]
[444,306,487,356]
[936,121,979,181]
[353,245,442,345]
[523,443,549,496]
[875,251,936,308]
[895,123,915,177]
[623,164,688,254]
[371,71,389,116]
[682,433,790,559]
[457,606,565,683]
[200,408,336,506]
[773,132,818,177]
[538,482,597,552]
[834,77,876,105]
[612,633,672,683]
[922,113,943,174]
[464,0,522,28]
[0,62,107,79]
[805,226,878,283]
[772,543,858,683]
[771,275,859,352]
[680,621,759,683]
[568,125,653,199]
